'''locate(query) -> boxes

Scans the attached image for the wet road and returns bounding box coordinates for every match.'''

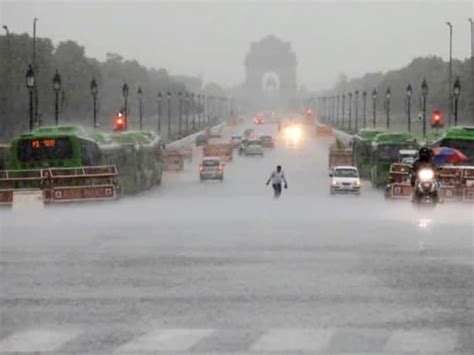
[0,122,473,354]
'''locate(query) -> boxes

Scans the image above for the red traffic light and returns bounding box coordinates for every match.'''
[306,108,312,115]
[114,111,126,131]
[431,110,443,127]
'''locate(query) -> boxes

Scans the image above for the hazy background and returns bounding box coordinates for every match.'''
[1,0,471,90]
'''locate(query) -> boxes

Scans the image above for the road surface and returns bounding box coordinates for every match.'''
[1,122,473,354]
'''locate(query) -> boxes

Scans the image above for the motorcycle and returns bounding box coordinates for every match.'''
[412,167,439,205]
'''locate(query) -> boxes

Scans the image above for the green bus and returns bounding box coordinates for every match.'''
[427,126,474,164]
[8,126,164,195]
[370,132,418,187]
[352,128,385,178]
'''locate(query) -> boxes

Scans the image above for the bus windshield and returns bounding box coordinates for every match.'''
[17,137,73,162]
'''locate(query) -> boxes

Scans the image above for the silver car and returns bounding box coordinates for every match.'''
[199,157,224,181]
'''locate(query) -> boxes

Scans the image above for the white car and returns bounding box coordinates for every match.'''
[330,166,361,195]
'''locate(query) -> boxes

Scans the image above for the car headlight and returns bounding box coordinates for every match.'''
[354,180,361,186]
[331,180,338,186]
[418,168,434,181]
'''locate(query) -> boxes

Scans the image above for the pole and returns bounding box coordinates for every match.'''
[447,22,453,124]
[341,94,345,130]
[33,18,39,126]
[373,94,376,128]
[3,26,10,128]
[93,94,97,128]
[407,95,411,133]
[157,94,162,134]
[54,91,59,126]
[454,96,459,126]
[348,93,352,132]
[185,95,189,133]
[167,92,171,139]
[354,91,359,133]
[469,18,473,123]
[178,93,182,136]
[192,94,196,130]
[422,95,427,137]
[362,91,367,128]
[29,90,34,131]
[386,96,390,130]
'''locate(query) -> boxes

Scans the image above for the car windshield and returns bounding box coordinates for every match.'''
[334,168,358,177]
[203,159,219,167]
[2,2,471,354]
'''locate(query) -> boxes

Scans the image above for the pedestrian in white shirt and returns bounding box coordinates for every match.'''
[266,165,288,198]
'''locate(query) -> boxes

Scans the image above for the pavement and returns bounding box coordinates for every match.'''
[0,122,473,354]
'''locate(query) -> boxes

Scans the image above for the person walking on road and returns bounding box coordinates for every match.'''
[266,165,288,198]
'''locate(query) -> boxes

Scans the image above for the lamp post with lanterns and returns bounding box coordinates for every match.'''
[25,65,35,131]
[167,92,172,139]
[406,84,412,133]
[90,78,98,128]
[354,90,359,132]
[157,92,162,134]
[122,83,129,130]
[372,89,377,128]
[385,88,391,130]
[52,70,61,126]
[421,79,428,137]
[453,77,461,126]
[137,86,143,131]
[362,90,367,128]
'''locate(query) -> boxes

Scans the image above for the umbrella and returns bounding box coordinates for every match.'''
[432,146,469,165]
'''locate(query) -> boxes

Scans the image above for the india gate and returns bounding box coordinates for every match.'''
[242,35,298,111]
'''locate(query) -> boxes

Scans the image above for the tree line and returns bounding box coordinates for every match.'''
[321,56,472,125]
[0,33,226,142]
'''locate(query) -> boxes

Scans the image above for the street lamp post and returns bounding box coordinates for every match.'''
[341,94,346,130]
[25,65,35,131]
[52,69,61,126]
[362,91,367,128]
[122,83,129,130]
[157,92,162,134]
[385,88,391,130]
[446,22,453,123]
[348,92,352,132]
[354,90,359,132]
[421,79,428,137]
[336,95,340,128]
[453,77,461,126]
[372,89,377,128]
[191,93,196,130]
[406,84,412,133]
[178,91,182,136]
[3,25,10,125]
[469,18,473,122]
[90,78,98,128]
[185,93,190,133]
[137,86,143,131]
[167,92,172,139]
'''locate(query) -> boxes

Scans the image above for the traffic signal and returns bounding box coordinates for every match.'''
[431,110,443,127]
[306,108,313,116]
[114,111,126,131]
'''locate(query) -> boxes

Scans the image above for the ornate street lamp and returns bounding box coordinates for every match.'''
[453,77,461,126]
[385,87,391,130]
[25,65,35,131]
[122,83,129,130]
[406,83,412,133]
[90,78,98,128]
[372,89,377,128]
[421,79,428,137]
[52,69,62,126]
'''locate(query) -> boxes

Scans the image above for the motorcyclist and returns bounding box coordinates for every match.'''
[266,165,288,198]
[411,147,435,186]
[411,147,440,202]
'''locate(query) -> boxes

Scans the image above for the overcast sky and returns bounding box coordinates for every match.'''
[1,0,472,90]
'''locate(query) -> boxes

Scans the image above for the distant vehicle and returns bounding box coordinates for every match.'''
[330,166,361,195]
[259,135,275,148]
[195,134,208,147]
[199,157,224,181]
[243,128,255,139]
[255,114,265,125]
[230,135,242,148]
[244,144,264,157]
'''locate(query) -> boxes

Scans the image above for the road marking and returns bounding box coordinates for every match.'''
[384,328,458,352]
[0,329,79,352]
[250,328,334,352]
[115,328,215,352]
